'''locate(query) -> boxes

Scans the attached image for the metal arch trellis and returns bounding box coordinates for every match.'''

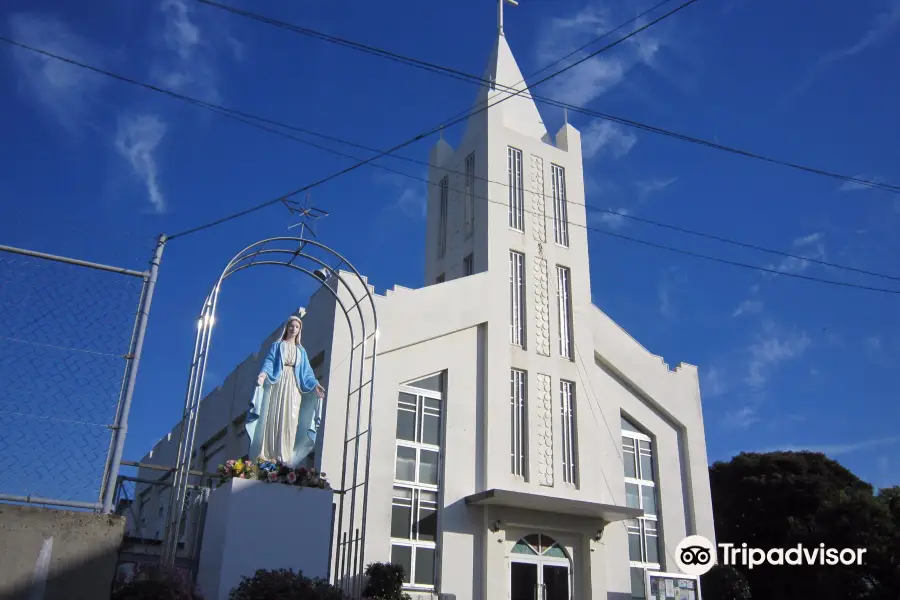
[159,237,379,597]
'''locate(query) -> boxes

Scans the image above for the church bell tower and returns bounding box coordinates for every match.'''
[423,7,596,490]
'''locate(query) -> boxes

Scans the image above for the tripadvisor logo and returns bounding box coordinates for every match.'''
[675,536,717,576]
[675,535,868,575]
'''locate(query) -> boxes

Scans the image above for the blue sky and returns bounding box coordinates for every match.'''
[1,0,898,500]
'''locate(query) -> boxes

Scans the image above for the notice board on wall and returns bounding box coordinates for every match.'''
[645,571,702,600]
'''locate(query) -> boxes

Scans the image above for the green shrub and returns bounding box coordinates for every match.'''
[112,564,202,600]
[228,568,344,600]
[700,564,752,600]
[362,562,410,600]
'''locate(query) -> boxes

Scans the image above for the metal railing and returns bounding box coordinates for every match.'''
[112,467,210,587]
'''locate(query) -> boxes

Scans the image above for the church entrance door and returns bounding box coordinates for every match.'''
[509,534,571,600]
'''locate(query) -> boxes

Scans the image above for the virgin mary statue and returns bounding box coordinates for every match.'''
[245,315,326,467]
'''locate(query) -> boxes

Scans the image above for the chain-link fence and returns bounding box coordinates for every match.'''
[0,243,155,509]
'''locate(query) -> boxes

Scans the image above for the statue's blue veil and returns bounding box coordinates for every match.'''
[245,316,322,467]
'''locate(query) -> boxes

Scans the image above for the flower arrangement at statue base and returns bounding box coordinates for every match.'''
[218,456,331,490]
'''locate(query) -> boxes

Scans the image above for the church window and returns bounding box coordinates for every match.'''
[392,377,444,589]
[509,251,526,347]
[512,534,567,558]
[622,416,661,598]
[551,164,569,247]
[464,152,475,237]
[556,266,573,359]
[438,177,449,258]
[463,254,474,276]
[560,380,577,485]
[510,368,528,478]
[508,147,524,231]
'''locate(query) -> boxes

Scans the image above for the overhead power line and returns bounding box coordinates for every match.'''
[5,1,693,240]
[247,120,900,294]
[185,111,900,294]
[182,101,900,293]
[162,0,702,238]
[192,99,900,284]
[197,0,677,126]
[437,0,683,126]
[199,0,900,195]
[4,33,899,289]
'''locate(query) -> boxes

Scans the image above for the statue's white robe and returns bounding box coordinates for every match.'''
[246,341,321,467]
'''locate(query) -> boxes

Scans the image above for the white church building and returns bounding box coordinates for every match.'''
[133,25,716,600]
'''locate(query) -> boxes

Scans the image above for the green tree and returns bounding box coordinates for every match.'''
[875,486,900,595]
[708,451,898,600]
[361,563,410,600]
[112,564,202,600]
[228,569,344,600]
[700,564,751,600]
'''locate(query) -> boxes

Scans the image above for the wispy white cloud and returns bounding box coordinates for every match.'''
[394,186,427,219]
[586,177,673,231]
[8,5,242,215]
[224,35,246,62]
[151,0,236,102]
[8,13,104,131]
[723,404,759,429]
[536,5,664,106]
[658,280,672,318]
[717,319,811,430]
[732,299,763,318]
[115,114,168,213]
[701,366,727,398]
[657,267,686,319]
[875,455,893,489]
[787,1,900,100]
[745,322,811,389]
[376,172,427,219]
[581,120,637,159]
[862,335,890,366]
[590,208,630,230]
[864,335,883,354]
[162,0,200,60]
[839,174,886,193]
[583,173,609,200]
[767,413,807,431]
[752,436,900,458]
[637,177,677,199]
[793,232,824,246]
[764,232,826,275]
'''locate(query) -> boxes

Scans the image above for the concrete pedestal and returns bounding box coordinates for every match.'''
[196,478,334,600]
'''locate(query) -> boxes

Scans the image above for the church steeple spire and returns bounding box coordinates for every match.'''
[462,22,547,142]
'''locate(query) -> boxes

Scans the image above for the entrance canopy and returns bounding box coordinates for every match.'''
[465,489,642,522]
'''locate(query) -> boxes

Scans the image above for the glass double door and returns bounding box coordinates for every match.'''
[510,560,570,600]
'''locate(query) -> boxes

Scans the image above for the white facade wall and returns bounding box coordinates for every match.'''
[135,32,715,600]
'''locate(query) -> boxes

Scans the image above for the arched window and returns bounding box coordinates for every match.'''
[511,534,568,559]
[510,534,570,600]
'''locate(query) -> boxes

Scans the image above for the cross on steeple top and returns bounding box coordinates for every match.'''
[498,0,518,36]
